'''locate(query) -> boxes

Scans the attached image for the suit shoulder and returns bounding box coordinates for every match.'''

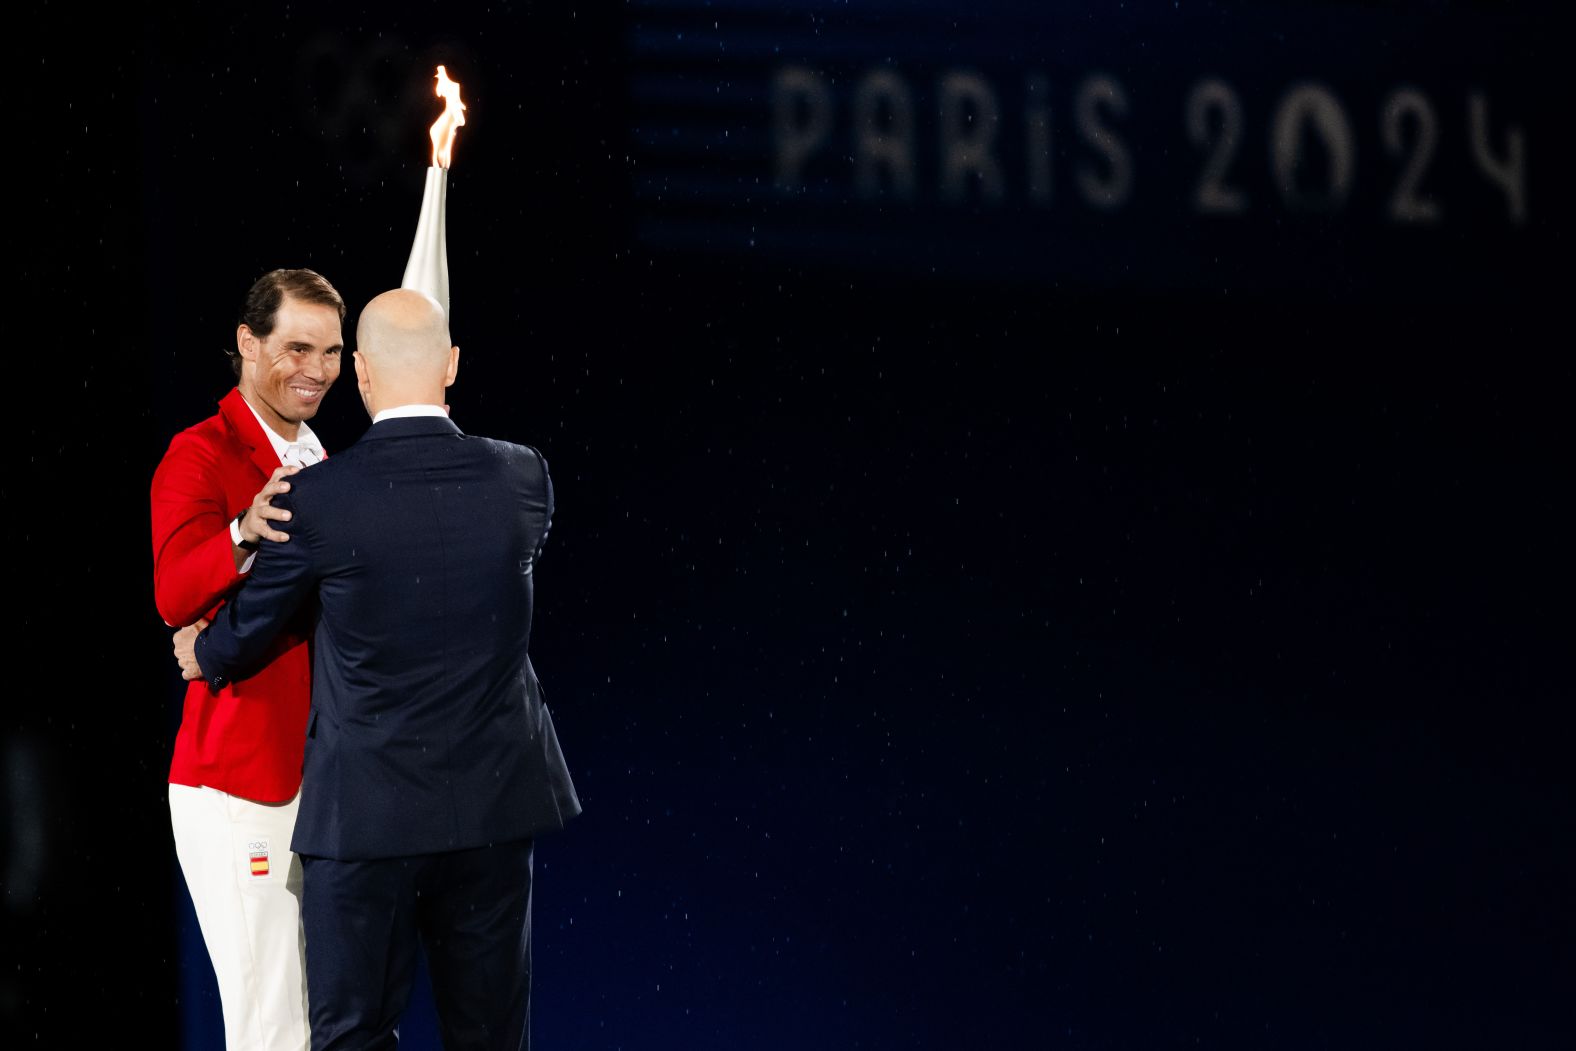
[162,408,235,456]
[282,455,345,502]
[473,435,549,478]
[153,410,236,482]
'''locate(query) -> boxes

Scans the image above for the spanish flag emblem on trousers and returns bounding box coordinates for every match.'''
[250,847,270,878]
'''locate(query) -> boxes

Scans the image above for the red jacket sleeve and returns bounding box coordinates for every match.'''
[150,430,248,627]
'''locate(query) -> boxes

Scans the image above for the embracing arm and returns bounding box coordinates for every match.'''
[151,433,301,626]
[191,491,316,689]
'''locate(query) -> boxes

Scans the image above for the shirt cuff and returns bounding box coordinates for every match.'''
[230,516,257,574]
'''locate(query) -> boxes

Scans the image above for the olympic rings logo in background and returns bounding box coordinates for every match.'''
[295,35,479,185]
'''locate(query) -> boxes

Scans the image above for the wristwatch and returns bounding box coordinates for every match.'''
[233,509,261,552]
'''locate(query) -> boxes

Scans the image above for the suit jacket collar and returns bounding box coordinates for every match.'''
[218,387,287,479]
[360,414,464,442]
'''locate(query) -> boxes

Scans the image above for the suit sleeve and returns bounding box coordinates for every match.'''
[150,432,248,627]
[534,447,554,564]
[195,490,316,689]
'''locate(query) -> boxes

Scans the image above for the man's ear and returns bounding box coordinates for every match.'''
[354,350,373,395]
[236,324,260,363]
[444,345,460,389]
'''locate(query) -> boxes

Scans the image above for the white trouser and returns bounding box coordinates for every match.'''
[169,783,309,1051]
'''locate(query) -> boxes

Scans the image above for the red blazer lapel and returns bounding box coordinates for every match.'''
[218,388,285,478]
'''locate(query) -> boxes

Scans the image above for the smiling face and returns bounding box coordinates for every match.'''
[236,295,344,439]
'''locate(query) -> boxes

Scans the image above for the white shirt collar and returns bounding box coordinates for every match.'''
[239,392,325,466]
[373,404,450,424]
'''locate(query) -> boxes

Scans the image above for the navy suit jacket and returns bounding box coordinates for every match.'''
[196,414,581,861]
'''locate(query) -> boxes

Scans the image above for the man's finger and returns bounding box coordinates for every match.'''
[243,504,294,544]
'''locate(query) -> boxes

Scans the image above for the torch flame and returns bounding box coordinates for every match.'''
[429,65,466,169]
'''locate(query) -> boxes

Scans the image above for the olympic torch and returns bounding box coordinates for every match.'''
[402,66,466,317]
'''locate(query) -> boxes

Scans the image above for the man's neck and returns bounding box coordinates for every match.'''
[373,402,449,424]
[371,391,446,416]
[238,389,301,442]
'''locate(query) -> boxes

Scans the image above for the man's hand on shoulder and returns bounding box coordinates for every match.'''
[237,465,301,549]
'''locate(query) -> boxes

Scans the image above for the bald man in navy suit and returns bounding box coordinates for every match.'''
[179,289,580,1050]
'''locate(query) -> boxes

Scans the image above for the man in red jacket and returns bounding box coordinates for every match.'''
[151,268,345,1051]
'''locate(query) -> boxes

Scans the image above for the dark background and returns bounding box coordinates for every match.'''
[10,1,1571,1047]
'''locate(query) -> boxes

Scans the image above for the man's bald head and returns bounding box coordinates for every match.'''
[352,289,460,420]
[357,289,451,366]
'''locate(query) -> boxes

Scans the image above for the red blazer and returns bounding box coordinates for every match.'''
[151,388,314,802]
